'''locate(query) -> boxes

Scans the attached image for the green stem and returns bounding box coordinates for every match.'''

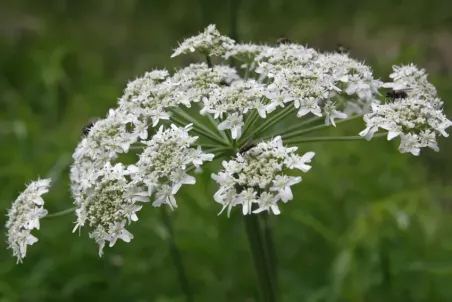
[195,143,225,149]
[205,112,229,142]
[132,142,223,151]
[244,66,250,80]
[229,0,240,41]
[284,133,386,145]
[130,145,145,151]
[260,213,278,294]
[224,125,233,144]
[170,115,229,147]
[261,115,322,141]
[282,115,363,141]
[205,146,234,154]
[241,110,260,143]
[160,207,194,302]
[173,109,228,145]
[243,214,277,302]
[185,165,196,174]
[248,105,296,144]
[205,55,213,68]
[45,207,76,219]
[46,154,72,184]
[228,0,240,67]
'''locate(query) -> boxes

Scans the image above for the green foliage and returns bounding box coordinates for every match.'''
[1,0,452,301]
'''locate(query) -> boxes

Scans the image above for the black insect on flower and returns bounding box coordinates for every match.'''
[335,43,349,54]
[82,118,99,136]
[276,36,292,45]
[385,89,409,100]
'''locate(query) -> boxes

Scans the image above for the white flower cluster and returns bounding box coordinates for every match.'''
[201,79,269,138]
[70,109,142,204]
[8,24,450,262]
[71,63,235,201]
[71,123,213,255]
[255,43,318,68]
[131,124,214,209]
[385,64,439,105]
[222,41,383,126]
[118,69,174,128]
[118,64,240,130]
[212,137,315,216]
[173,26,383,135]
[73,163,147,256]
[171,63,240,106]
[171,24,235,58]
[360,65,451,155]
[5,179,50,263]
[256,49,382,121]
[224,43,266,68]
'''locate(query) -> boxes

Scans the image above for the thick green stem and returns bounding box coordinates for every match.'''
[244,214,277,302]
[228,0,240,66]
[205,55,213,68]
[45,207,76,219]
[229,0,240,41]
[160,207,194,302]
[260,213,278,293]
[282,115,363,141]
[284,133,386,145]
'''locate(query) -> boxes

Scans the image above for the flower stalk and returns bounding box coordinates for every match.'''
[170,115,228,147]
[284,133,387,145]
[171,109,229,146]
[260,212,278,289]
[243,105,297,145]
[45,207,77,219]
[205,54,213,68]
[244,214,277,302]
[160,207,194,302]
[281,114,363,140]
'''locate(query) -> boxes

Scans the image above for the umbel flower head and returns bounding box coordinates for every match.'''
[5,179,50,263]
[130,124,214,209]
[70,108,143,205]
[71,123,214,255]
[6,24,451,261]
[171,24,235,58]
[212,137,315,216]
[72,162,148,257]
[360,65,451,155]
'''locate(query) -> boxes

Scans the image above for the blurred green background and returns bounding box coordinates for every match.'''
[1,0,452,301]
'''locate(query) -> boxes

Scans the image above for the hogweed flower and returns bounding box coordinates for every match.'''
[130,124,214,208]
[6,179,51,262]
[360,65,451,155]
[212,136,315,216]
[72,162,147,256]
[5,24,451,261]
[171,24,235,58]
